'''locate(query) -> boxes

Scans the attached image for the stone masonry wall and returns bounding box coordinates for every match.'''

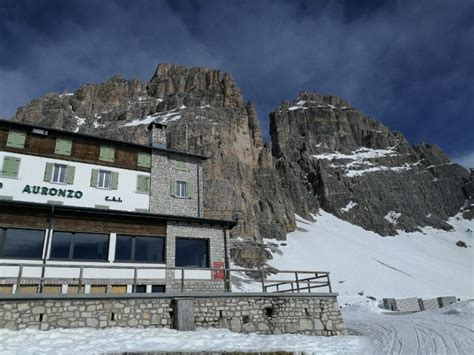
[166,222,226,292]
[150,151,203,217]
[0,294,346,336]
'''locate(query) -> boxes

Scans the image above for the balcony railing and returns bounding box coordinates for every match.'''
[0,262,332,295]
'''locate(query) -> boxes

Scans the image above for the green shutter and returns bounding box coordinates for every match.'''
[90,169,99,187]
[99,146,115,162]
[55,138,72,156]
[6,131,26,149]
[2,156,21,178]
[111,172,119,190]
[176,160,187,170]
[66,166,75,184]
[136,175,150,193]
[187,181,193,198]
[170,180,176,196]
[137,152,151,168]
[43,162,54,182]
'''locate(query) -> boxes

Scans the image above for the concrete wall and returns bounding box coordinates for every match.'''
[0,293,346,336]
[150,151,203,217]
[0,151,150,211]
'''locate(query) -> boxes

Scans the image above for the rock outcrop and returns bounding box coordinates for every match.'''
[270,92,469,235]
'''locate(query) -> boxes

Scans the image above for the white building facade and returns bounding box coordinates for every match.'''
[0,120,234,295]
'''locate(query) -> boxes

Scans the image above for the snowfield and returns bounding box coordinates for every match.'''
[0,327,372,355]
[266,211,473,305]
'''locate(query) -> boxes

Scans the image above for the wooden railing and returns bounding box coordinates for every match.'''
[0,262,332,295]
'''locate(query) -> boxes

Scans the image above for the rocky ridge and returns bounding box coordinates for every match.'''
[271,92,470,235]
[11,64,472,265]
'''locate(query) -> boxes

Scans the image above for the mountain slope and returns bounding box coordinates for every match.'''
[266,211,474,304]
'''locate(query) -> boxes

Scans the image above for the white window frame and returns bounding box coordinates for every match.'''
[97,170,112,189]
[52,164,68,184]
[176,181,187,198]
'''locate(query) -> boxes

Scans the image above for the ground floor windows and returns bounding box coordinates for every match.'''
[50,231,109,261]
[0,228,44,259]
[134,285,165,293]
[115,235,165,263]
[175,238,209,268]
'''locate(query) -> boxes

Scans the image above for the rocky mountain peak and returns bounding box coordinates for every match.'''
[146,63,244,109]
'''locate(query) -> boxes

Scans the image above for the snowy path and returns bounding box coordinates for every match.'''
[343,301,474,355]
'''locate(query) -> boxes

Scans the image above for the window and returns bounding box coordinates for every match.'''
[99,146,115,162]
[50,231,109,261]
[115,235,165,263]
[1,156,21,178]
[0,228,45,259]
[52,164,68,183]
[91,169,118,189]
[98,170,111,189]
[44,163,75,184]
[175,238,209,268]
[137,152,151,168]
[151,285,165,293]
[6,131,26,149]
[136,175,150,193]
[55,138,72,156]
[176,181,187,198]
[134,285,147,293]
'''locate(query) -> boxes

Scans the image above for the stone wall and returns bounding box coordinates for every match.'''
[0,293,346,336]
[150,151,203,217]
[165,222,226,292]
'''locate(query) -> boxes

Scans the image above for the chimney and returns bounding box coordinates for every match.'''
[147,123,167,149]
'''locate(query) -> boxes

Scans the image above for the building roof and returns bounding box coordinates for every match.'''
[0,119,208,160]
[0,200,238,228]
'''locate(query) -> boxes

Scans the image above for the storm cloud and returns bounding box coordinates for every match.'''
[0,0,473,166]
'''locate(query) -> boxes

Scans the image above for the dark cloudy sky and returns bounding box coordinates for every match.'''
[0,0,473,167]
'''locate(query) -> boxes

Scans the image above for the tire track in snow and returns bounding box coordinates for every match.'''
[344,310,473,354]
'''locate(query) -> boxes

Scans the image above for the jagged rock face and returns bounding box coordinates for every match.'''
[12,64,295,267]
[270,92,469,235]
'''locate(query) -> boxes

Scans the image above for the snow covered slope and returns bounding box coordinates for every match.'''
[266,211,473,305]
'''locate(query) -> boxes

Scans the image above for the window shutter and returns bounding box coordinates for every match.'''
[44,163,54,182]
[66,166,75,184]
[100,146,115,162]
[187,181,193,198]
[55,139,72,155]
[138,152,151,168]
[111,172,119,190]
[6,131,26,149]
[176,160,187,170]
[136,175,144,193]
[2,156,21,178]
[143,176,150,193]
[90,169,99,187]
[170,180,176,196]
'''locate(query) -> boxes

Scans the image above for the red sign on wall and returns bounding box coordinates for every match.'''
[212,261,225,280]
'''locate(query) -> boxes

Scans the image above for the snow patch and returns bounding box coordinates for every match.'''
[313,147,398,161]
[59,93,74,98]
[342,201,357,212]
[384,211,401,225]
[122,110,182,127]
[74,115,86,132]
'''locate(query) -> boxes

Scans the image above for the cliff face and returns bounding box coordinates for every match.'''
[11,65,470,265]
[270,92,470,235]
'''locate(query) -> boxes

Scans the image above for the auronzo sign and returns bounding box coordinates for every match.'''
[22,185,83,199]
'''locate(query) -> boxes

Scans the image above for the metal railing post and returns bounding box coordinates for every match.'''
[260,269,266,292]
[327,274,332,293]
[181,268,185,293]
[295,272,300,293]
[133,267,138,293]
[15,265,23,294]
[78,266,84,293]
